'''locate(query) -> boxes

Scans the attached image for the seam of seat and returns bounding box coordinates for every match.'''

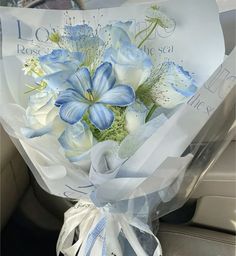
[158,230,236,246]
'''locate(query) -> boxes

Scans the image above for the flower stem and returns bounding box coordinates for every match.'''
[135,22,153,40]
[56,42,63,49]
[138,20,158,48]
[145,104,158,122]
[24,85,41,94]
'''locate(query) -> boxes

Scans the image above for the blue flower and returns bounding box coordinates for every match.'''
[63,24,103,50]
[63,24,103,49]
[39,49,84,72]
[151,62,197,108]
[38,49,84,91]
[62,24,104,71]
[55,62,135,130]
[104,43,153,90]
[64,24,94,39]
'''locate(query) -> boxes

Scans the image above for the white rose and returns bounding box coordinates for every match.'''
[151,62,197,108]
[58,122,95,165]
[125,101,148,133]
[22,91,61,138]
[104,44,153,91]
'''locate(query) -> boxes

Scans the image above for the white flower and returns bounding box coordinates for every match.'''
[22,91,60,138]
[58,122,95,164]
[150,62,197,108]
[99,21,135,49]
[146,5,175,29]
[125,101,148,133]
[104,44,153,91]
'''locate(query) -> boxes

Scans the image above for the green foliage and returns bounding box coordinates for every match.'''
[136,84,154,107]
[83,106,128,143]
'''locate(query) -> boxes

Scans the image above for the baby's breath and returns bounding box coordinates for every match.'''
[83,106,128,143]
[23,57,44,76]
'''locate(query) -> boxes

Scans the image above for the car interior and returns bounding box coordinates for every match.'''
[0,1,235,256]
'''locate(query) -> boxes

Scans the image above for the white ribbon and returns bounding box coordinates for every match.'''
[57,199,162,256]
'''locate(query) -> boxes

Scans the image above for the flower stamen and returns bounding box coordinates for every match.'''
[85,89,94,101]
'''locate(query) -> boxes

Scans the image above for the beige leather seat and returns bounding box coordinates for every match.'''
[158,223,236,256]
[156,141,236,256]
[0,126,29,230]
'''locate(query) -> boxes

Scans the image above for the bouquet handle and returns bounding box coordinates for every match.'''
[57,199,163,256]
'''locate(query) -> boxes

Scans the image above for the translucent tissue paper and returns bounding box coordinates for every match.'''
[0,0,235,255]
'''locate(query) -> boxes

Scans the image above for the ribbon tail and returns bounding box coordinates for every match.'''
[120,216,148,256]
[62,210,97,256]
[57,201,95,256]
[57,211,88,255]
[105,214,123,256]
[83,217,106,256]
[129,217,163,256]
[77,213,102,256]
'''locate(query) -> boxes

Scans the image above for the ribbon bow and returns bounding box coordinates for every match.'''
[57,199,162,256]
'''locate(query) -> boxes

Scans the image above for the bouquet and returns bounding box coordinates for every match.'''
[0,0,235,255]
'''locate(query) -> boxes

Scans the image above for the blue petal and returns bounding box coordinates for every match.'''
[171,83,197,97]
[62,35,104,52]
[68,68,92,96]
[63,24,104,53]
[37,70,73,91]
[61,60,83,71]
[92,62,116,97]
[40,60,82,73]
[59,102,89,124]
[98,85,135,106]
[103,47,118,64]
[39,49,67,63]
[70,51,85,63]
[76,36,104,49]
[40,49,83,64]
[55,89,88,107]
[64,24,93,37]
[42,62,70,73]
[39,49,84,73]
[114,21,133,32]
[118,43,152,68]
[58,130,71,150]
[89,104,114,130]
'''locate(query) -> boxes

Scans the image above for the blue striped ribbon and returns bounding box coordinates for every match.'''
[84,217,106,256]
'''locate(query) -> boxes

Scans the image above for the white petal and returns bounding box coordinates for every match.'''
[114,64,150,90]
[125,102,148,133]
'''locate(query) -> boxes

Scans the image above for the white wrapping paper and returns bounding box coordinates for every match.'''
[0,0,226,198]
[0,1,235,255]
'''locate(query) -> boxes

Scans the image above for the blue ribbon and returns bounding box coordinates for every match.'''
[84,217,106,256]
